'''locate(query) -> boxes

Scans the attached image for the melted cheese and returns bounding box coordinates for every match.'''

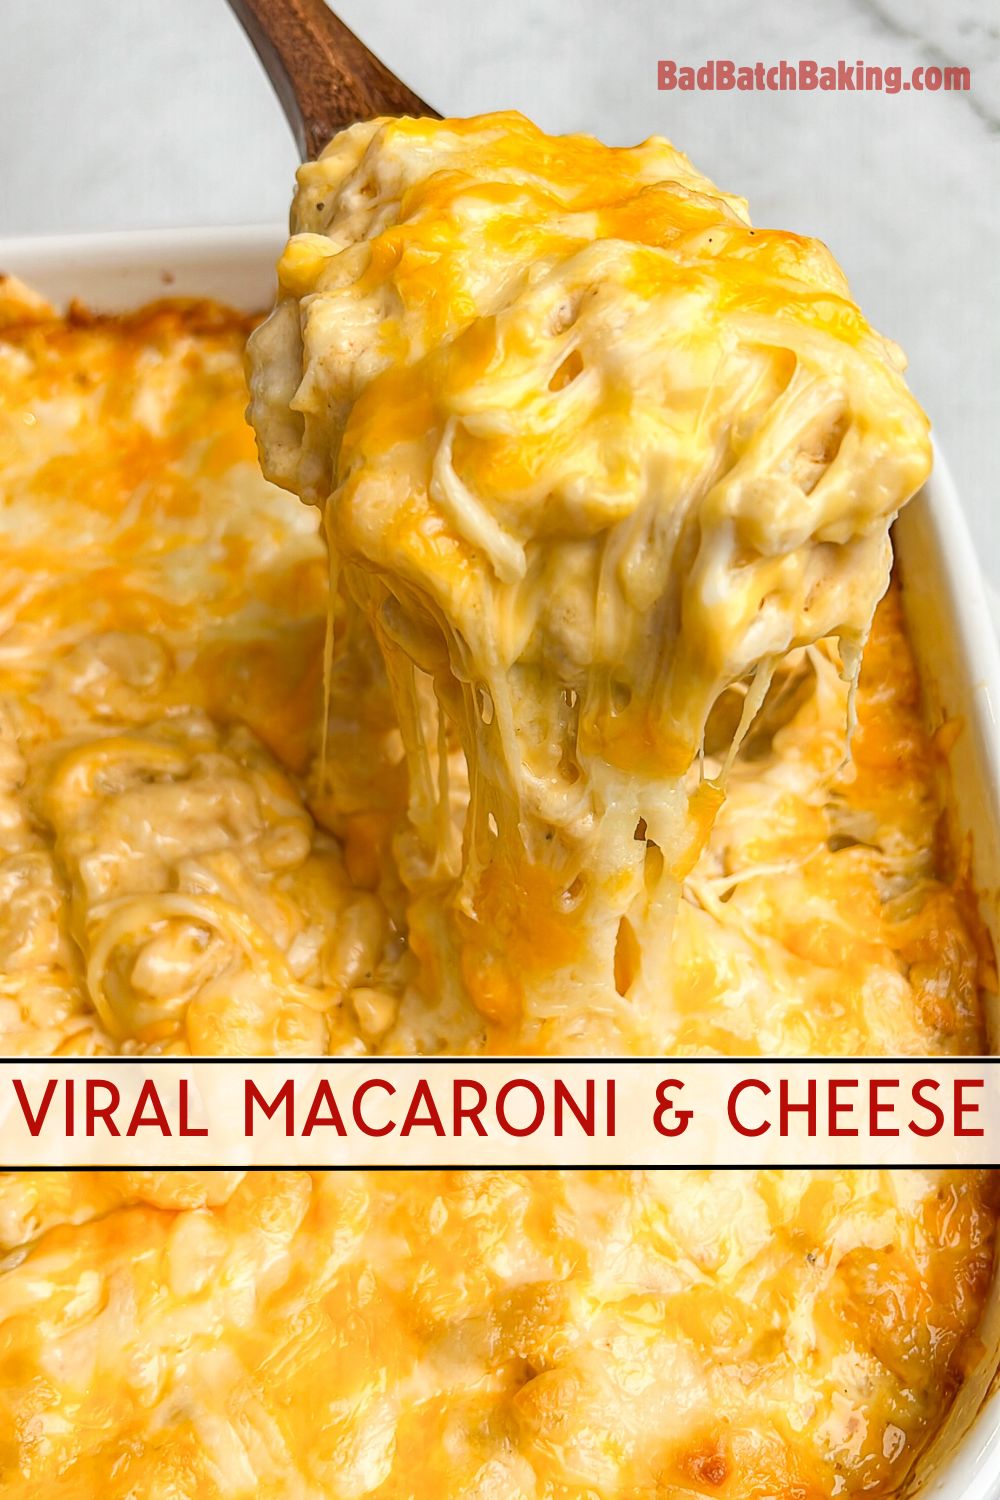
[0,129,991,1500]
[0,1167,995,1499]
[248,112,932,1048]
[0,296,395,1058]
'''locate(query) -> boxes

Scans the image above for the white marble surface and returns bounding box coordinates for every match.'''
[1,0,998,596]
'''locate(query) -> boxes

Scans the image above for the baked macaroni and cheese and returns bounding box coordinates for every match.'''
[0,112,994,1498]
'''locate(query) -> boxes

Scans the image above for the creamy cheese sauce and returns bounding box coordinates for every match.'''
[247,112,933,1051]
[0,104,993,1499]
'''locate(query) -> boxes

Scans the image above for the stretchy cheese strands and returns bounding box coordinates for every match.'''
[249,113,931,1050]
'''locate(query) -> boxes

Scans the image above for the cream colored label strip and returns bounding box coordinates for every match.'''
[0,1060,995,1168]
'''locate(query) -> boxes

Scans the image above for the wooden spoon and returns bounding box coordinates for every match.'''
[228,0,439,160]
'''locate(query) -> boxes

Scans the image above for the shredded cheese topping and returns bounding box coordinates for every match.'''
[248,112,933,1049]
[0,1166,995,1499]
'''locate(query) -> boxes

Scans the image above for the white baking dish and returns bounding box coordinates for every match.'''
[1,225,998,1500]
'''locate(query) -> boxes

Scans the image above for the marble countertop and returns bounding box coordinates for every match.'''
[2,0,997,604]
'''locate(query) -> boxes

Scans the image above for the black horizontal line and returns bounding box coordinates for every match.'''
[1,1056,996,1067]
[6,1162,999,1172]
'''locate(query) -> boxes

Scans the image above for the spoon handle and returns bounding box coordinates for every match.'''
[228,0,438,159]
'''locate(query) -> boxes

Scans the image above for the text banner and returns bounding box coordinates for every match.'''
[0,1059,998,1168]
